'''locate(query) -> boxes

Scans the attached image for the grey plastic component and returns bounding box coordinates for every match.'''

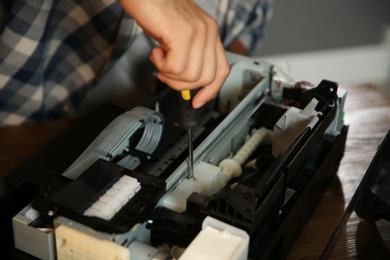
[13,205,56,260]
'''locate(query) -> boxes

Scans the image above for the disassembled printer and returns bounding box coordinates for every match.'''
[0,53,348,259]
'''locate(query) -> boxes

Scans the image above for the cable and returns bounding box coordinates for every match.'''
[63,107,163,180]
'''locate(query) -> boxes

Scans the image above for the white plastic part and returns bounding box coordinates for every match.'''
[215,127,273,191]
[55,224,130,260]
[83,175,140,220]
[163,161,220,213]
[272,98,320,157]
[179,216,249,260]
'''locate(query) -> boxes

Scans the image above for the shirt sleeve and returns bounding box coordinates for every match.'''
[221,0,274,56]
[0,1,137,125]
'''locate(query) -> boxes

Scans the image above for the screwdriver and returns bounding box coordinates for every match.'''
[178,90,201,180]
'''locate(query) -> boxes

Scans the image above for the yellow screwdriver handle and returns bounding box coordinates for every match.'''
[181,90,191,101]
[178,90,201,129]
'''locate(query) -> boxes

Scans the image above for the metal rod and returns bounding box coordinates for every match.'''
[187,129,194,180]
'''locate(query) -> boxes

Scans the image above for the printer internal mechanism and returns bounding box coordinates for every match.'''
[3,53,348,259]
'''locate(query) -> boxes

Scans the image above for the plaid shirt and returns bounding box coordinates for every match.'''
[0,0,272,126]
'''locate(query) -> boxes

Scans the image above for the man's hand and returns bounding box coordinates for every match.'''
[119,0,230,108]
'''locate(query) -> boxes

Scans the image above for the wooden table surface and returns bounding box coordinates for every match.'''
[287,84,390,259]
[1,84,390,259]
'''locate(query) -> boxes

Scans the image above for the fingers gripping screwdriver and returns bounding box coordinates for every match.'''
[178,90,201,180]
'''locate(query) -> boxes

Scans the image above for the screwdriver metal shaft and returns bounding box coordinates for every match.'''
[187,129,194,180]
[178,90,201,180]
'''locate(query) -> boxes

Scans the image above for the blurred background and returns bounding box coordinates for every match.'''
[258,0,390,96]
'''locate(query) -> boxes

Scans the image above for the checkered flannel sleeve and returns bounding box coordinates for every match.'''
[220,0,273,55]
[0,0,137,125]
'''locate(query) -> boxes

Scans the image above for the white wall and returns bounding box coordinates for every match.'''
[258,0,390,94]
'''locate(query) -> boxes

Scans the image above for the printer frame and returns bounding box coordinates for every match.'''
[0,53,348,259]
